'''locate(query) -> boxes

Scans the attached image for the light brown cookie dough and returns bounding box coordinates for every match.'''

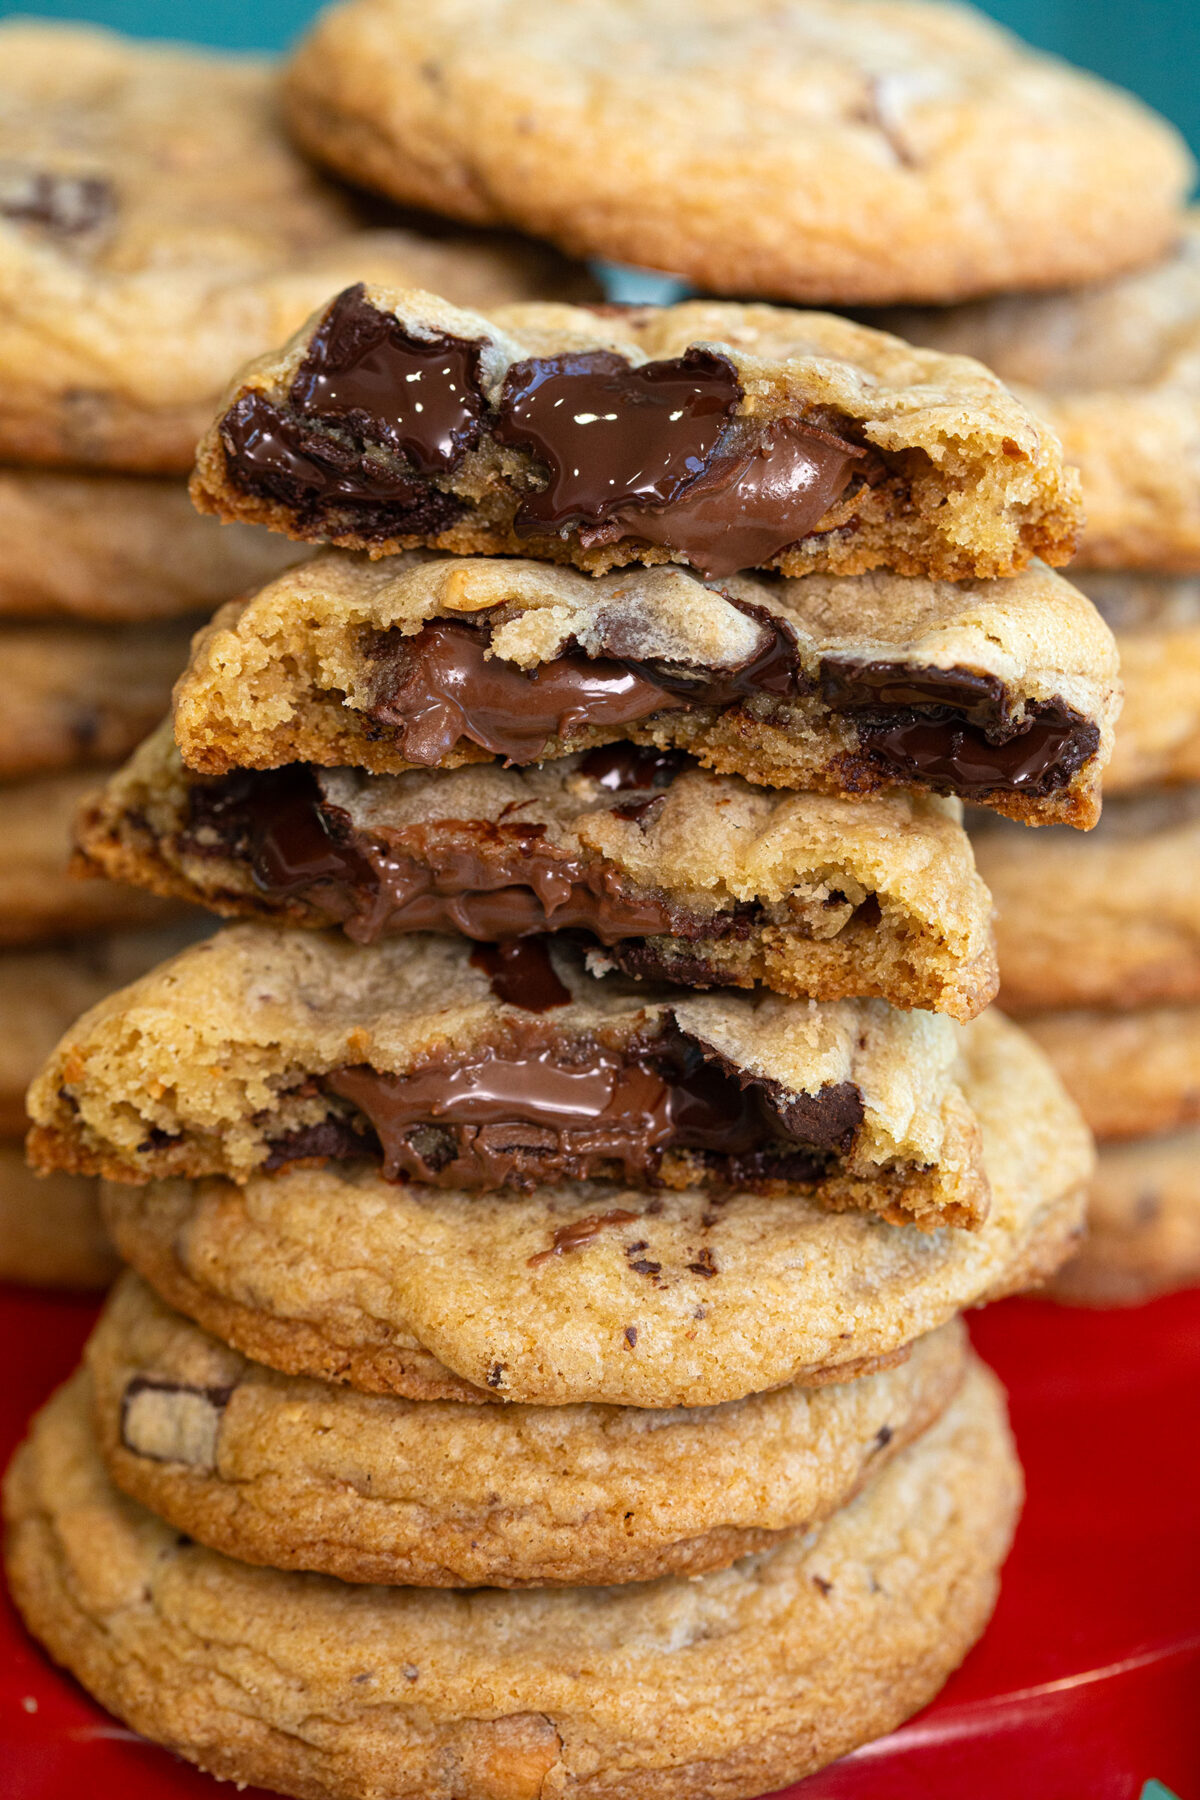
[880,216,1200,572]
[1049,1129,1200,1307]
[77,720,998,1020]
[89,1271,967,1589]
[0,22,596,473]
[191,288,1083,583]
[0,619,196,780]
[0,769,188,947]
[1073,572,1200,793]
[0,469,309,622]
[171,550,1117,827]
[28,926,989,1229]
[5,1361,1019,1800]
[100,1011,1090,1408]
[0,1146,117,1289]
[973,788,1200,1013]
[283,0,1191,306]
[1023,1004,1200,1142]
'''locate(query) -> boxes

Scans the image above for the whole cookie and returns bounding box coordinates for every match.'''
[5,1361,1019,1800]
[1074,572,1200,793]
[1049,1129,1200,1307]
[1024,1004,1200,1142]
[100,1011,1089,1408]
[283,0,1191,306]
[882,216,1200,571]
[0,1145,116,1289]
[89,1272,966,1588]
[0,22,595,472]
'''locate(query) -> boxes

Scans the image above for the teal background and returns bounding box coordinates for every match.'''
[1,0,1197,159]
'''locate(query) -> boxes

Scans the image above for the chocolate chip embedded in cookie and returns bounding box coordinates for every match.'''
[88,1270,968,1587]
[28,926,991,1229]
[283,0,1191,307]
[98,1012,1089,1408]
[4,1362,1019,1799]
[191,288,1083,582]
[76,719,998,1019]
[169,551,1118,827]
[0,21,597,474]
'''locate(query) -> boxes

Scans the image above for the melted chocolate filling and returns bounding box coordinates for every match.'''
[265,1022,865,1192]
[0,168,114,233]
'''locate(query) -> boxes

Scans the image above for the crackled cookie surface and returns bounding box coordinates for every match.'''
[77,721,998,1019]
[88,1272,967,1588]
[28,926,990,1228]
[5,1362,1018,1800]
[192,288,1082,582]
[284,0,1190,306]
[100,1012,1089,1408]
[0,22,595,472]
[171,551,1117,826]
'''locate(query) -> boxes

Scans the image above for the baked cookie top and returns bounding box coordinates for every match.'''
[0,23,594,472]
[28,924,988,1229]
[77,721,1000,1020]
[283,0,1192,305]
[100,1012,1087,1406]
[191,287,1083,582]
[88,1270,967,1589]
[171,550,1118,827]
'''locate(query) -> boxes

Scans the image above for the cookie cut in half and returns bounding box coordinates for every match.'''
[170,550,1118,827]
[28,926,989,1228]
[0,22,596,472]
[191,288,1083,582]
[76,721,998,1019]
[283,0,1192,305]
[4,1362,1019,1800]
[89,1271,967,1589]
[99,1012,1089,1408]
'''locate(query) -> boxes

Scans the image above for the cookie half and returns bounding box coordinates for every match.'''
[283,0,1190,305]
[0,769,188,947]
[1049,1129,1200,1308]
[5,1360,1019,1800]
[28,925,990,1228]
[1023,1004,1200,1143]
[191,289,1082,582]
[88,1271,966,1588]
[0,1145,116,1289]
[99,1012,1089,1408]
[974,788,1200,1012]
[880,215,1200,572]
[76,720,998,1019]
[0,22,596,473]
[170,550,1117,826]
[1074,572,1200,793]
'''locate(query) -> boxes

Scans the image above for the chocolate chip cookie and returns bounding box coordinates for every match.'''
[191,288,1083,581]
[76,719,998,1019]
[0,1147,116,1289]
[1023,1003,1200,1143]
[0,469,309,621]
[27,926,990,1228]
[973,788,1200,1013]
[88,1270,966,1588]
[1074,571,1200,793]
[1049,1129,1200,1307]
[0,21,596,473]
[4,1359,1019,1800]
[881,215,1200,571]
[98,1011,1089,1408]
[283,0,1191,306]
[170,550,1117,826]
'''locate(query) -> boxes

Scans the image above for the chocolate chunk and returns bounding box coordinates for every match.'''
[469,939,572,1011]
[820,659,1011,731]
[119,1376,233,1469]
[495,347,743,529]
[262,1115,378,1171]
[578,743,692,791]
[289,285,486,472]
[0,166,113,234]
[855,702,1099,797]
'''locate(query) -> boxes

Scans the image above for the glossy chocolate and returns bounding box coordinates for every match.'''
[0,168,113,233]
[577,743,692,791]
[856,704,1099,797]
[820,659,1012,728]
[289,285,485,473]
[469,939,571,1011]
[309,1024,864,1190]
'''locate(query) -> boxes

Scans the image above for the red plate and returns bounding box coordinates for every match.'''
[1,1281,1198,1800]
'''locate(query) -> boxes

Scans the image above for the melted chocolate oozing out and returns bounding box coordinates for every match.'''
[469,939,572,1011]
[289,285,485,473]
[286,1022,865,1191]
[0,169,113,233]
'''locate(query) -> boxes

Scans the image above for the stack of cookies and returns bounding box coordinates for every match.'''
[8,259,1121,1785]
[0,18,594,1287]
[889,221,1200,1304]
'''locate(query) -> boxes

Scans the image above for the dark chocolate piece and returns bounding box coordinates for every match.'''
[468,939,572,1012]
[289,285,486,473]
[852,701,1099,797]
[820,660,1013,729]
[119,1376,234,1466]
[261,1115,378,1170]
[0,167,113,233]
[577,743,691,791]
